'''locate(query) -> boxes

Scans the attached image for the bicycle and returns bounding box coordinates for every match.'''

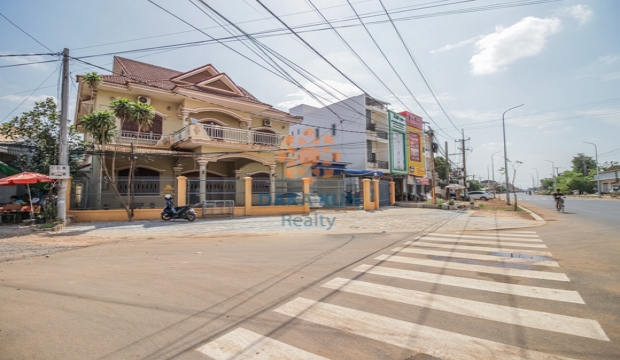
[556,197,565,213]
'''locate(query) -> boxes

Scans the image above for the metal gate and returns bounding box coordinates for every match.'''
[310,178,346,207]
[186,178,243,206]
[379,180,390,207]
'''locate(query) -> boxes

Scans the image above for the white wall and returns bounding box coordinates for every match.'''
[290,94,368,170]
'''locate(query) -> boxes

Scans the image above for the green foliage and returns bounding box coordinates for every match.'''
[434,156,447,181]
[0,98,86,178]
[82,72,102,89]
[541,177,555,190]
[601,161,620,172]
[109,98,133,126]
[572,153,596,175]
[468,180,483,191]
[542,170,594,193]
[130,102,155,131]
[79,111,118,145]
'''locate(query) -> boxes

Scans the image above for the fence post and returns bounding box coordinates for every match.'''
[177,176,187,207]
[65,177,72,213]
[302,177,311,214]
[389,181,395,205]
[362,179,372,211]
[373,179,380,210]
[244,177,252,216]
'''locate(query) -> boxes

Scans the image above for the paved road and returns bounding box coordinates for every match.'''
[519,194,619,227]
[1,204,619,359]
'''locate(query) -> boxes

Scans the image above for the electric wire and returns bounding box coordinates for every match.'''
[0,11,55,53]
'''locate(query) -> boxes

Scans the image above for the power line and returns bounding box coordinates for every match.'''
[0,53,58,57]
[0,59,60,69]
[377,0,461,133]
[0,11,55,53]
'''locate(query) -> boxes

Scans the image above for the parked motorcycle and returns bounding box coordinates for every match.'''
[161,195,196,221]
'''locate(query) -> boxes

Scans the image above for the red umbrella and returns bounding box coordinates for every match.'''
[0,172,54,221]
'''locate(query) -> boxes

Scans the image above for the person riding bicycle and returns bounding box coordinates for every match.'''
[552,189,565,211]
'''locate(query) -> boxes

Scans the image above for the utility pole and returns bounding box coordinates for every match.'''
[583,142,600,197]
[57,48,70,223]
[428,127,436,204]
[461,129,467,190]
[445,141,450,199]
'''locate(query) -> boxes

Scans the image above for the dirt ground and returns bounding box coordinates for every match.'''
[469,197,535,221]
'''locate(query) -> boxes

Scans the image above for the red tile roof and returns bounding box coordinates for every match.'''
[98,57,294,119]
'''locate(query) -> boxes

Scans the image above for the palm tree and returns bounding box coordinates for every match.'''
[79,111,132,221]
[109,98,133,133]
[126,101,156,214]
[82,72,102,105]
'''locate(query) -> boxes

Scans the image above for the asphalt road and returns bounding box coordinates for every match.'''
[1,201,619,359]
[518,194,619,227]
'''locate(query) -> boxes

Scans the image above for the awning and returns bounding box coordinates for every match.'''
[344,169,383,176]
[0,161,20,177]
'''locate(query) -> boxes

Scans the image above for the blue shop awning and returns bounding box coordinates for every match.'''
[343,169,383,176]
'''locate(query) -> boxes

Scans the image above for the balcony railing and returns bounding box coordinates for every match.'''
[368,158,389,169]
[366,123,376,131]
[119,130,163,143]
[376,129,388,140]
[172,124,285,148]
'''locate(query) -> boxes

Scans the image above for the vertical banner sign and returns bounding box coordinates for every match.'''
[389,111,408,174]
[400,111,426,177]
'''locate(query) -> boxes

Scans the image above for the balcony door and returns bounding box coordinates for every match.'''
[121,115,163,141]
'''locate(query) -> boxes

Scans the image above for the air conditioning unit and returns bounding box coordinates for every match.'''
[137,96,151,105]
[263,119,272,127]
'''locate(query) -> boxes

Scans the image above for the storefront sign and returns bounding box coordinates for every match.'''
[389,111,408,174]
[400,111,426,177]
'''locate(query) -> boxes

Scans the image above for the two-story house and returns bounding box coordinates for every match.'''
[74,57,301,209]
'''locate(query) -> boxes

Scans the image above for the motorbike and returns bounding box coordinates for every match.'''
[161,204,196,221]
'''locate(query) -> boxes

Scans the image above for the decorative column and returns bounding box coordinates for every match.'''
[389,181,396,205]
[373,179,380,210]
[269,165,276,205]
[176,176,187,207]
[362,179,372,211]
[234,170,243,206]
[197,158,208,203]
[244,176,252,216]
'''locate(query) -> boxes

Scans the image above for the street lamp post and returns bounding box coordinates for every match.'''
[528,173,535,191]
[491,151,501,199]
[583,142,600,197]
[545,160,556,191]
[502,104,524,205]
[531,167,539,192]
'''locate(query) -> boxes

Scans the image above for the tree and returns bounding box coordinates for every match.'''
[572,153,596,175]
[468,180,482,191]
[82,72,102,103]
[434,156,447,183]
[126,101,155,214]
[0,98,85,178]
[79,110,132,221]
[499,160,522,210]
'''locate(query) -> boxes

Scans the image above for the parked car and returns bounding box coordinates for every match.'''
[468,191,495,201]
[279,192,324,208]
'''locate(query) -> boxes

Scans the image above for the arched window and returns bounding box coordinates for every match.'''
[117,167,160,196]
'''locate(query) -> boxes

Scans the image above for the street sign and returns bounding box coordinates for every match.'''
[49,165,70,179]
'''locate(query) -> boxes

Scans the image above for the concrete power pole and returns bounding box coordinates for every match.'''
[445,141,450,199]
[57,48,70,223]
[428,127,436,204]
[461,129,469,190]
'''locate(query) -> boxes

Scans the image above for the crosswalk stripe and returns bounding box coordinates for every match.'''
[356,264,583,303]
[404,241,553,256]
[422,233,543,242]
[375,254,570,282]
[405,238,548,248]
[322,278,608,341]
[392,247,560,267]
[275,298,577,360]
[501,230,538,234]
[196,327,330,360]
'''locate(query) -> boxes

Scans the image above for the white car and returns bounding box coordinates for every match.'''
[279,192,324,208]
[467,191,495,201]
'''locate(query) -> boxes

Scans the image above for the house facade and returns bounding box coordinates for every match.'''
[73,57,301,209]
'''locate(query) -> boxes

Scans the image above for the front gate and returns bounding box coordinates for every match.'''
[310,178,346,207]
[379,180,390,207]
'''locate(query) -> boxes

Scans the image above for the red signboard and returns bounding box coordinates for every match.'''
[409,132,420,162]
[400,111,424,130]
[419,178,430,185]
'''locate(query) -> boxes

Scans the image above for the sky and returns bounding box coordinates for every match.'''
[1,0,619,188]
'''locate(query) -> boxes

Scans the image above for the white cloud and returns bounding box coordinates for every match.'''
[430,36,483,54]
[560,4,593,25]
[276,80,361,110]
[0,54,49,70]
[416,93,456,104]
[470,17,561,75]
[603,72,620,81]
[599,55,619,65]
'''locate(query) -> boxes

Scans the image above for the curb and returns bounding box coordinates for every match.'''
[517,205,545,223]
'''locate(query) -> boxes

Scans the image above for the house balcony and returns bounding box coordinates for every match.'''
[171,123,285,150]
[117,130,171,148]
[365,124,389,144]
[367,154,389,171]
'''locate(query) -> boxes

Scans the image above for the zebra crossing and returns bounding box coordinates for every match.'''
[196,230,609,359]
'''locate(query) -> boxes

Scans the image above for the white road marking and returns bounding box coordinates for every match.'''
[322,278,608,341]
[405,238,548,248]
[422,233,543,242]
[375,254,570,281]
[500,231,538,234]
[392,247,559,267]
[355,264,583,303]
[275,298,578,360]
[196,327,330,360]
[406,241,553,257]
